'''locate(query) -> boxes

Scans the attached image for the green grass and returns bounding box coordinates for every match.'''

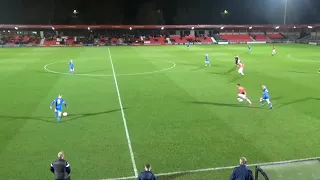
[0,44,319,180]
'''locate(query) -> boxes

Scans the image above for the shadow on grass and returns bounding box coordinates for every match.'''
[228,75,242,83]
[79,69,108,74]
[287,71,314,74]
[211,66,237,76]
[36,70,110,81]
[211,72,230,76]
[271,96,283,101]
[157,173,187,180]
[179,63,199,67]
[34,70,61,76]
[224,66,237,74]
[277,97,320,108]
[187,101,264,109]
[191,66,206,71]
[79,75,109,81]
[0,109,124,124]
[186,96,317,110]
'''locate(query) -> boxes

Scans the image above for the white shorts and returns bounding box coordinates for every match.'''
[238,68,243,73]
[272,50,276,54]
[54,109,62,116]
[238,93,247,99]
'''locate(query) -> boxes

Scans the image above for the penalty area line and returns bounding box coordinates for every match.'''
[99,156,320,180]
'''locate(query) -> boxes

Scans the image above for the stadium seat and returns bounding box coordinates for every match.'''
[66,39,73,45]
[199,35,213,43]
[150,36,165,44]
[170,35,188,43]
[252,34,268,41]
[111,38,120,44]
[43,39,58,46]
[267,33,284,39]
[220,34,252,42]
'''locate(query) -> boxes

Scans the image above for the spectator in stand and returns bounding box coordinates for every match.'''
[50,151,71,180]
[230,157,254,180]
[138,164,157,180]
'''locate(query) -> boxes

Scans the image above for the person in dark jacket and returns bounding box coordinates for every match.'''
[138,164,157,180]
[230,157,254,180]
[50,151,71,180]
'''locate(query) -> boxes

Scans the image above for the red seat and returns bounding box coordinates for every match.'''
[252,34,268,41]
[198,35,213,43]
[43,39,58,45]
[66,39,73,45]
[220,34,252,42]
[111,38,120,44]
[150,36,165,44]
[267,33,283,39]
[170,35,188,43]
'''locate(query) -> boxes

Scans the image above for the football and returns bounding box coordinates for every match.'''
[62,112,68,116]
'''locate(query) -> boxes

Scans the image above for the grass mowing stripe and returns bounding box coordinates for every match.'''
[107,47,138,177]
[100,176,136,180]
[100,157,320,180]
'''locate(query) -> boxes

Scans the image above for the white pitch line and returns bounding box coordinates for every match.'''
[287,54,319,63]
[156,157,320,177]
[107,47,138,177]
[100,157,320,180]
[43,60,176,77]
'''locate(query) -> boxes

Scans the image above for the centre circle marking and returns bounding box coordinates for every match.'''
[44,60,176,77]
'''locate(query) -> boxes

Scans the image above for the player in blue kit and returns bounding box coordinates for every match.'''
[50,94,67,122]
[248,45,251,52]
[68,60,74,74]
[205,54,210,66]
[187,42,190,49]
[260,85,273,109]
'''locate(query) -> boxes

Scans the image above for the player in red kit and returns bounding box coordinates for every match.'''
[237,63,244,76]
[272,45,276,56]
[237,84,252,106]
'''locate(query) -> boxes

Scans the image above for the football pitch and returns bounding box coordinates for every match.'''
[0,44,320,180]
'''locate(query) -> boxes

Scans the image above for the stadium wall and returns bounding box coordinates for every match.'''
[311,31,320,37]
[282,32,300,36]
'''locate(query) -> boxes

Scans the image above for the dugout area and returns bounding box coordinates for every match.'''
[255,158,320,180]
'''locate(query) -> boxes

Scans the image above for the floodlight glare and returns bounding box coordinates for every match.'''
[129,27,132,30]
[161,27,164,30]
[191,27,194,29]
[308,26,313,28]
[249,26,252,29]
[220,27,224,29]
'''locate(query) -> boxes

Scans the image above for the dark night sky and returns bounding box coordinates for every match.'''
[0,0,319,25]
